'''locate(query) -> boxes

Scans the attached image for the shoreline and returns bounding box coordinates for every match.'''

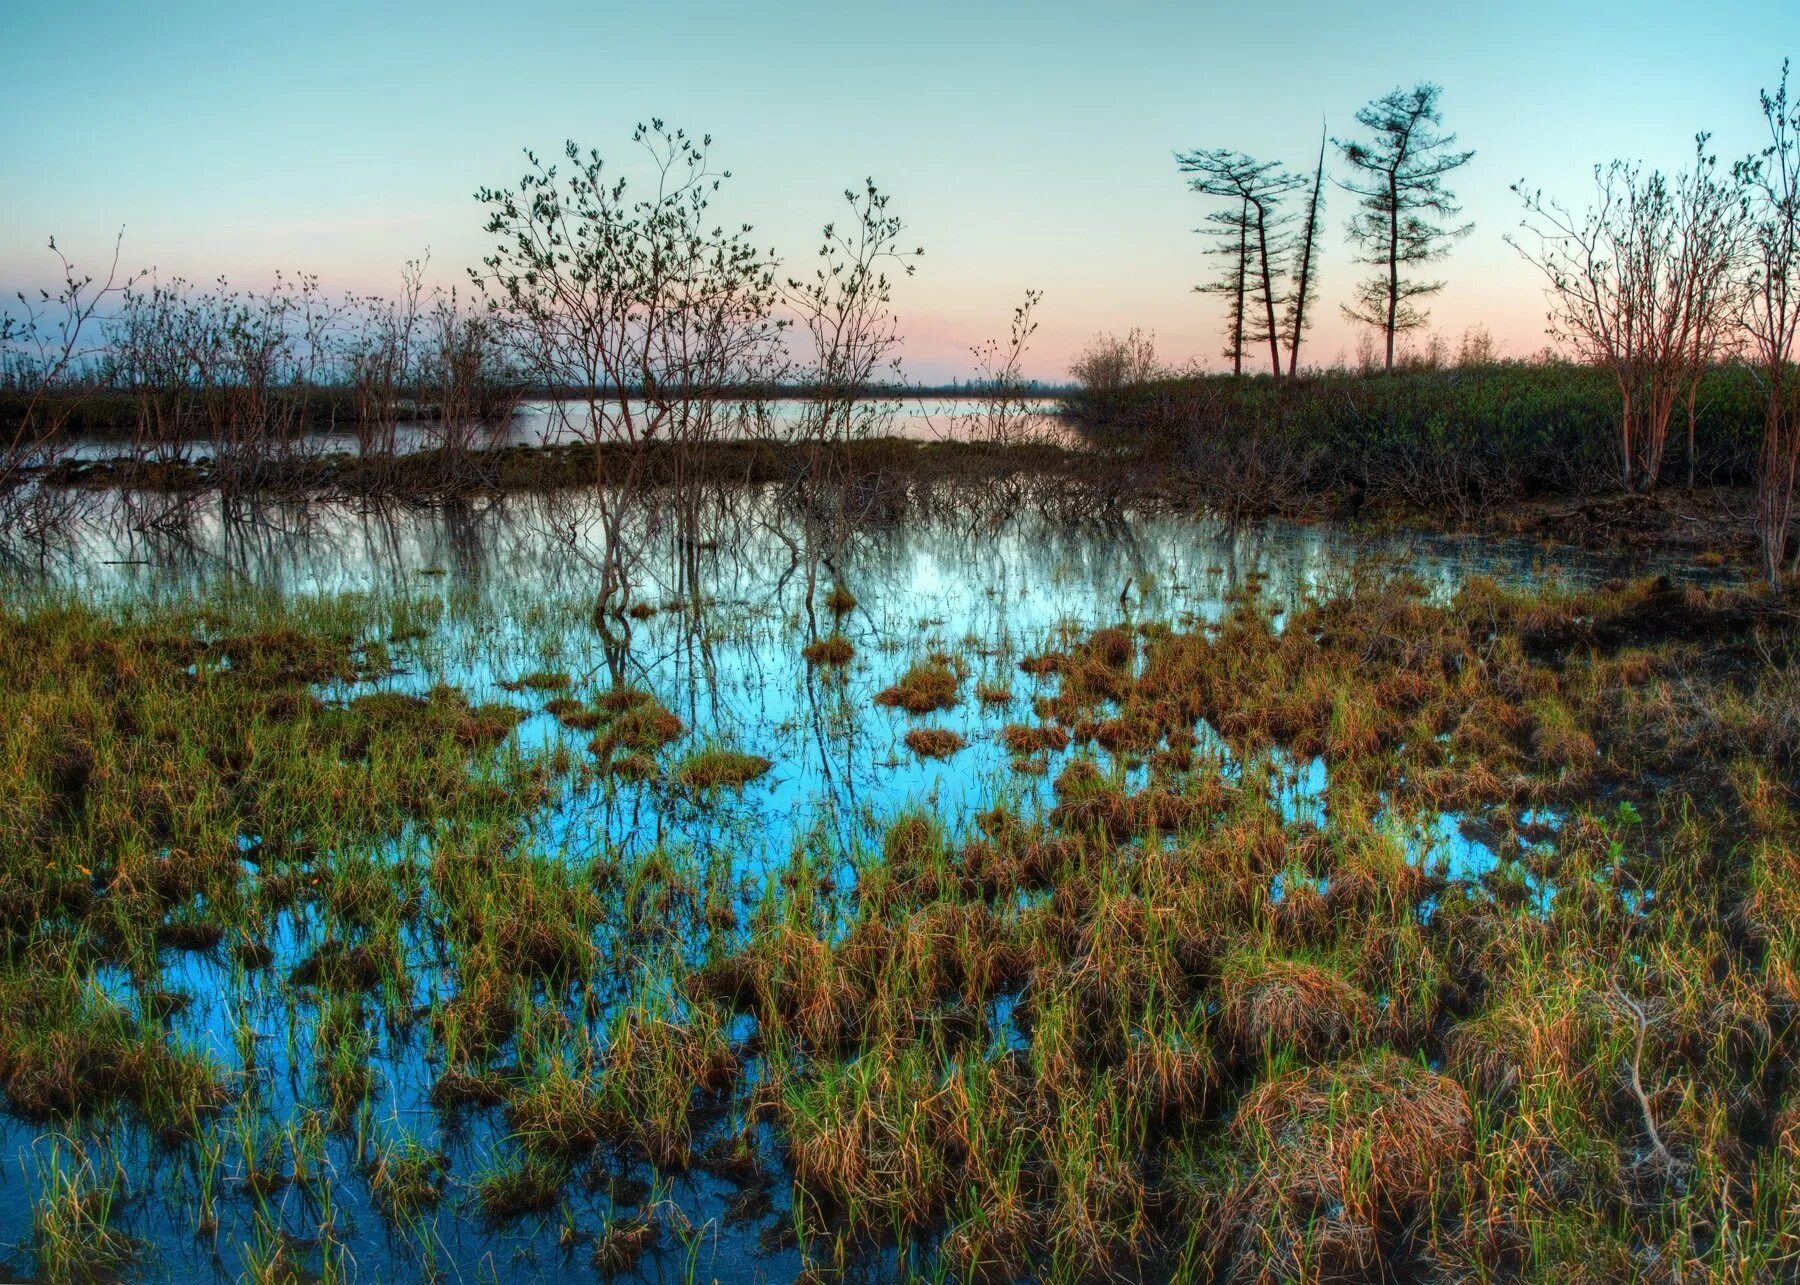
[26,435,1766,572]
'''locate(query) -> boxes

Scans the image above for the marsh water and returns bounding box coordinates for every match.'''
[48,397,1068,464]
[0,483,1712,1281]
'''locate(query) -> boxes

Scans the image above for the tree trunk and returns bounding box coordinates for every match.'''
[1385,171,1399,373]
[1255,204,1281,378]
[1286,129,1326,379]
[1686,383,1698,492]
[1618,385,1636,493]
[1763,372,1797,591]
[1231,202,1248,377]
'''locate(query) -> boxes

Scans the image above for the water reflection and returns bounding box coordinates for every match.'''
[12,483,1663,878]
[0,483,1698,1283]
[50,397,1070,464]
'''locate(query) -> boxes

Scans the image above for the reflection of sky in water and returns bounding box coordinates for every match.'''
[0,486,1706,1283]
[48,397,1072,463]
[22,485,1669,880]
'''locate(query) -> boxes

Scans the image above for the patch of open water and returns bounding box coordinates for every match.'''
[0,484,1726,1281]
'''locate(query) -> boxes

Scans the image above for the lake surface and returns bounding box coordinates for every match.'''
[0,484,1715,1282]
[49,397,1069,464]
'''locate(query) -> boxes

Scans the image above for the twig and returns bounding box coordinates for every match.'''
[1607,982,1682,1173]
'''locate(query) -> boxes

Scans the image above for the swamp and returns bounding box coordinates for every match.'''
[5,22,1800,1282]
[0,469,1795,1282]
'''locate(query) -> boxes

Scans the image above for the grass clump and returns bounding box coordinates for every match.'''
[802,632,855,666]
[674,745,772,790]
[475,1151,568,1222]
[368,1137,448,1216]
[588,687,685,758]
[500,668,570,692]
[975,678,1013,705]
[592,1213,660,1274]
[545,696,601,729]
[1193,1052,1473,1279]
[1002,721,1070,755]
[904,727,967,760]
[876,654,964,715]
[1218,950,1374,1062]
[31,1141,137,1283]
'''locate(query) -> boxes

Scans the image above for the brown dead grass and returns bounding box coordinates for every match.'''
[1218,953,1375,1062]
[803,633,855,666]
[904,727,967,760]
[1209,1052,1473,1278]
[1002,722,1071,755]
[876,656,963,715]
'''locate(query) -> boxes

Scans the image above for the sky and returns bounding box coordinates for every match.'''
[3,0,1796,382]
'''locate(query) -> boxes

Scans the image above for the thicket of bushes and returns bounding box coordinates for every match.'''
[1066,362,1767,518]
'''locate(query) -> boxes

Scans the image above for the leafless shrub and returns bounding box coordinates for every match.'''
[1069,328,1160,395]
[1176,386,1323,523]
[1511,137,1746,494]
[768,179,920,615]
[1,233,134,528]
[474,122,785,615]
[1741,63,1800,588]
[959,289,1046,446]
[1456,324,1498,367]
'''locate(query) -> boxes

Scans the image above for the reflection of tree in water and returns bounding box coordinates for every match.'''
[2,479,1640,877]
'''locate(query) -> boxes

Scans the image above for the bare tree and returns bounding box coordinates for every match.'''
[1675,141,1749,490]
[1,234,135,512]
[1740,62,1800,588]
[474,122,783,616]
[1282,124,1328,377]
[1512,138,1744,493]
[1337,83,1474,372]
[962,289,1043,445]
[1178,150,1299,377]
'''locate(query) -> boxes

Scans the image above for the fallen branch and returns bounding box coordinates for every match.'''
[1607,981,1683,1173]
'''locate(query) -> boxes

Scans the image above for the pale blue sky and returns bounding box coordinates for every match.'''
[3,0,1794,378]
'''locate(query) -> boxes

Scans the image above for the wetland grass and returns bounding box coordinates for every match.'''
[875,653,964,714]
[801,632,855,666]
[674,745,773,790]
[902,726,967,759]
[31,1141,136,1283]
[975,677,1013,705]
[591,1211,661,1274]
[587,687,686,765]
[1,567,1797,1280]
[697,571,1800,1278]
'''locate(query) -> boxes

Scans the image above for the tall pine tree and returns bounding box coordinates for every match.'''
[1336,83,1474,371]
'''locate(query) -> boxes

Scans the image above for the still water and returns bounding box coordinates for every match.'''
[0,484,1701,1282]
[50,397,1069,463]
